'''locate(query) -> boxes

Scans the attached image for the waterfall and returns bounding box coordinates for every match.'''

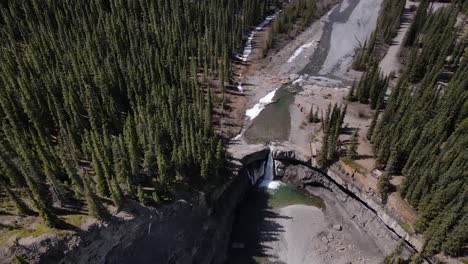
[264,146,274,183]
[245,146,283,190]
[259,146,283,190]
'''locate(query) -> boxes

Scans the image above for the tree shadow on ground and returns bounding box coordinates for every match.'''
[355,154,373,160]
[227,188,290,264]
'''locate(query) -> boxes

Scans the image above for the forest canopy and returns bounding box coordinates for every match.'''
[0,0,280,225]
[367,3,467,257]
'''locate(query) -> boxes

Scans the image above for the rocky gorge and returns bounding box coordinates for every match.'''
[227,145,420,264]
[11,145,421,264]
[3,0,434,262]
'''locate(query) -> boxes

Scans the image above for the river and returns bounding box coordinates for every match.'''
[242,0,382,144]
[228,0,388,263]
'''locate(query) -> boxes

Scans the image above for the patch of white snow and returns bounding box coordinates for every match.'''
[245,89,278,120]
[287,41,317,63]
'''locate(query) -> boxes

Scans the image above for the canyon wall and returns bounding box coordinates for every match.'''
[16,145,424,263]
[12,146,268,264]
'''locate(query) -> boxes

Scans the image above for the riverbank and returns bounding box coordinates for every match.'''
[223,0,340,140]
[228,181,387,264]
[266,189,387,264]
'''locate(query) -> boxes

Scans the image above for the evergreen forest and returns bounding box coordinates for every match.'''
[0,0,281,225]
[352,1,467,258]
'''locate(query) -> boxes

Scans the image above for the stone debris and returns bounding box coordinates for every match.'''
[333,224,342,231]
[321,236,329,243]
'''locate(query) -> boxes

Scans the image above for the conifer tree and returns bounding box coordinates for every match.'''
[308,105,315,123]
[377,172,393,203]
[347,80,357,101]
[347,129,360,159]
[0,0,281,223]
[84,178,109,220]
[0,176,30,215]
[367,110,379,141]
[368,6,467,256]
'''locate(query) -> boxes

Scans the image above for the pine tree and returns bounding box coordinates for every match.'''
[377,172,393,203]
[367,110,379,141]
[385,150,398,175]
[0,176,30,215]
[308,105,315,123]
[143,147,157,179]
[347,80,357,101]
[91,152,109,197]
[137,186,146,205]
[347,129,360,159]
[441,217,467,257]
[110,177,123,208]
[84,178,109,221]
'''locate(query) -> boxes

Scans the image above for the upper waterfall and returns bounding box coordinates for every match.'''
[259,146,283,190]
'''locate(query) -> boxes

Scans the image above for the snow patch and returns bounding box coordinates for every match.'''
[236,12,279,93]
[287,41,317,63]
[233,133,242,140]
[245,89,278,120]
[339,0,351,12]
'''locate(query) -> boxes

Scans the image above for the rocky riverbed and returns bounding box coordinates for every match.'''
[227,148,415,264]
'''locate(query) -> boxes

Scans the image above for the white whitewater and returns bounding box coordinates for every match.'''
[236,11,280,93]
[237,12,280,62]
[245,88,278,120]
[237,81,244,93]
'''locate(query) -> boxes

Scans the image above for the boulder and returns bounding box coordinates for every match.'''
[333,224,342,231]
[321,236,329,243]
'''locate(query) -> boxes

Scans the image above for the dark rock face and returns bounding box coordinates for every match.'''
[279,162,418,257]
[108,174,249,264]
[281,162,332,189]
[37,166,253,264]
[272,147,296,161]
[30,146,417,264]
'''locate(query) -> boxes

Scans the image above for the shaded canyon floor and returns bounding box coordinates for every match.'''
[228,183,385,264]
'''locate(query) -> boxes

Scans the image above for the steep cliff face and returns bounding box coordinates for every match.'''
[13,145,422,263]
[100,171,252,264]
[325,168,424,252]
[12,147,269,264]
[62,148,417,263]
[279,162,403,255]
[272,150,425,261]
